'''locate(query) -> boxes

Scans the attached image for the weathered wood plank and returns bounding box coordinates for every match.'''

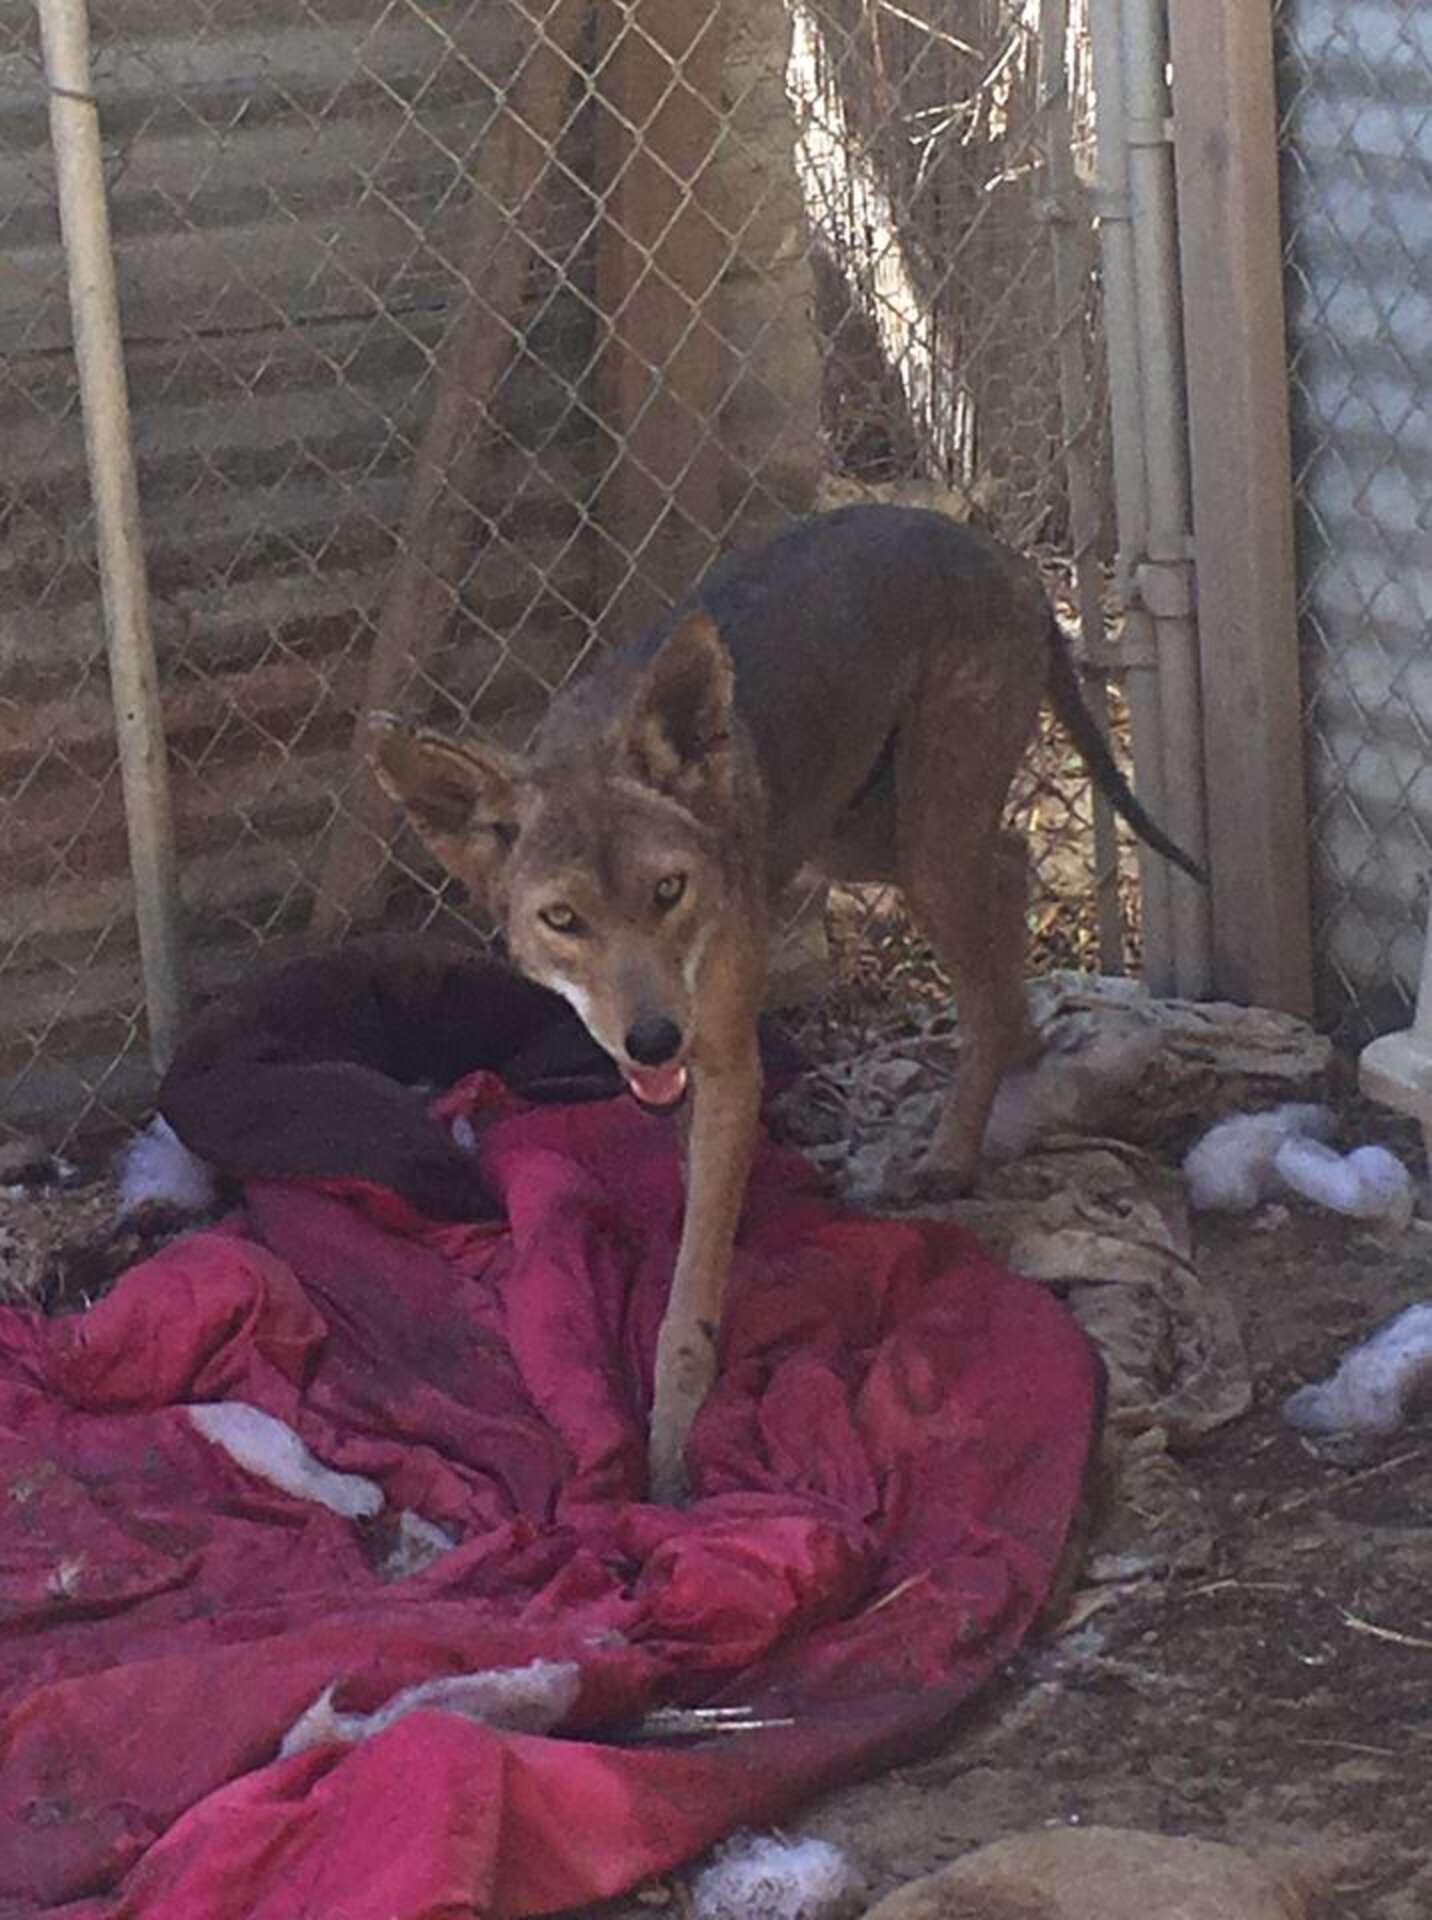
[1169,0,1314,1016]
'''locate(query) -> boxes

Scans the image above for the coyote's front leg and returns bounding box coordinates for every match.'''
[647,1028,762,1505]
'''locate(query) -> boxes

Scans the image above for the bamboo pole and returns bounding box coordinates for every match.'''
[309,0,586,939]
[37,0,184,1067]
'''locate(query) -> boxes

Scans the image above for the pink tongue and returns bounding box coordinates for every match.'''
[625,1061,688,1107]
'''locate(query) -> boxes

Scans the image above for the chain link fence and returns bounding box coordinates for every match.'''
[1277,0,1432,1044]
[1,0,1130,1143]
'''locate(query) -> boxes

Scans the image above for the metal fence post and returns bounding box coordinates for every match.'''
[1119,0,1213,998]
[1088,0,1175,991]
[1038,0,1123,974]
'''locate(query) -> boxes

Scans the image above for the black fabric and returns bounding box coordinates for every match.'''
[159,934,803,1221]
[159,936,618,1220]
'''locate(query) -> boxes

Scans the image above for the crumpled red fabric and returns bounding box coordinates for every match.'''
[0,1075,1100,1918]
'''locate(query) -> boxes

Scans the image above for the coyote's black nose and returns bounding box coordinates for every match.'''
[625,1015,683,1066]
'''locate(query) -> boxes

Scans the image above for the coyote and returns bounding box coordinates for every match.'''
[371,505,1199,1500]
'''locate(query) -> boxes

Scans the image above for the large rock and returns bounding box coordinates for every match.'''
[859,1826,1350,1920]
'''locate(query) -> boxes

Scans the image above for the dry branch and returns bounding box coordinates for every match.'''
[309,0,586,939]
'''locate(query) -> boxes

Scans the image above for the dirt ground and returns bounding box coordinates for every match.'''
[6,988,1431,1919]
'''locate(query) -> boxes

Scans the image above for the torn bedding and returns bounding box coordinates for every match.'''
[0,948,1100,1920]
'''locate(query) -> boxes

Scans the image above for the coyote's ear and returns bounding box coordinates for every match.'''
[367,715,524,895]
[619,610,736,810]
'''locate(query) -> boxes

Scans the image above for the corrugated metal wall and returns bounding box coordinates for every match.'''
[1277,0,1432,1040]
[0,0,599,1136]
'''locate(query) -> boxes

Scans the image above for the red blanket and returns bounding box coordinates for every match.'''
[0,1075,1099,1919]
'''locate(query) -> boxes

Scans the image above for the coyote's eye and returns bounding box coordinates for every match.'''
[653,872,687,910]
[539,902,582,934]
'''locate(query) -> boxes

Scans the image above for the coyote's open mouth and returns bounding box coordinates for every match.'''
[623,1061,689,1114]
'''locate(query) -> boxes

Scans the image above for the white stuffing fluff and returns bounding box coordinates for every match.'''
[449,1113,479,1153]
[379,1509,458,1580]
[187,1402,383,1519]
[1183,1104,1415,1226]
[117,1115,219,1220]
[1182,1103,1335,1213]
[691,1833,863,1920]
[279,1659,582,1758]
[1273,1137,1415,1228]
[1282,1302,1432,1437]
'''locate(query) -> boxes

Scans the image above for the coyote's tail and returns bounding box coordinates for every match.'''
[1045,616,1205,884]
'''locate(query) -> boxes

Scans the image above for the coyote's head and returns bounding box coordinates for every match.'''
[370,612,750,1110]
